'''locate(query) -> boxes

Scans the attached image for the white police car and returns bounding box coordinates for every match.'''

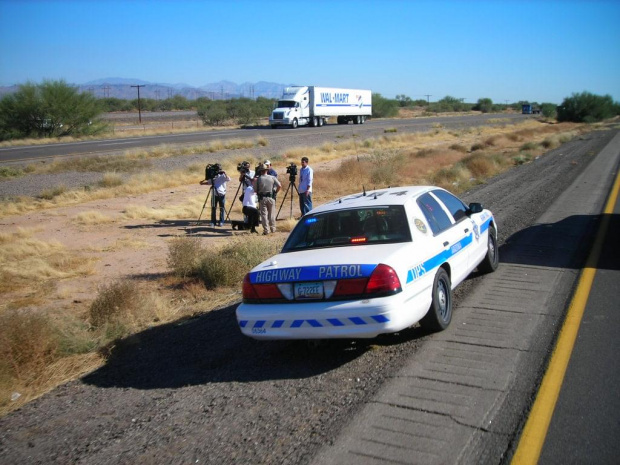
[236,186,498,340]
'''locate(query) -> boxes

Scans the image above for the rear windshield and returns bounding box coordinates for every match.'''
[282,206,412,252]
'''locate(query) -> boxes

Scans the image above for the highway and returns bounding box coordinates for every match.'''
[0,113,527,163]
[0,120,617,464]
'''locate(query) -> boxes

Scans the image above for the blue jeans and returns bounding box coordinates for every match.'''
[211,194,225,223]
[299,192,312,216]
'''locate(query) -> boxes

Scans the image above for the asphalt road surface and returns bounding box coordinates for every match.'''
[0,113,527,164]
[0,125,618,465]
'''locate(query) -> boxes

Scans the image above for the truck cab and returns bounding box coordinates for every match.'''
[270,86,311,129]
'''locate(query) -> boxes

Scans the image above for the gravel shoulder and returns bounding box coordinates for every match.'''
[0,123,617,464]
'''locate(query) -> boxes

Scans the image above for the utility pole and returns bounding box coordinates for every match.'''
[102,86,110,98]
[424,94,432,105]
[131,85,145,123]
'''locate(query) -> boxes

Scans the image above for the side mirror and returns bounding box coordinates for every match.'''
[468,202,483,215]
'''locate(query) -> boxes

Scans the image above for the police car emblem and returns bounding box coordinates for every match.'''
[414,218,427,234]
[473,223,480,241]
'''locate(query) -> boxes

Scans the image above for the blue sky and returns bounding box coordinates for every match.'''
[1,0,619,104]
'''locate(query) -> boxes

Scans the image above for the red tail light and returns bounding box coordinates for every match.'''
[242,274,284,302]
[242,274,259,300]
[333,278,368,297]
[365,264,401,295]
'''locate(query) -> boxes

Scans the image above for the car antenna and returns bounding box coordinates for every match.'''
[362,185,366,196]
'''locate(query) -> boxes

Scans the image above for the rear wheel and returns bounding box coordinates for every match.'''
[318,117,324,127]
[420,268,452,332]
[478,224,499,273]
[311,117,318,127]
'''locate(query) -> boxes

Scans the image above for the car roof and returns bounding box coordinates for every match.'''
[310,186,438,214]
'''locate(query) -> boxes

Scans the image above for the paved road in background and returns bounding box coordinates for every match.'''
[0,113,527,163]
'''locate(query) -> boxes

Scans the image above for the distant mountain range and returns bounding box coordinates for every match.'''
[0,78,291,100]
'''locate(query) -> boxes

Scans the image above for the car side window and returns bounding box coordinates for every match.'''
[417,193,453,235]
[432,189,468,222]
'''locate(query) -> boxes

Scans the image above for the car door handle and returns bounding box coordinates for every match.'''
[443,241,449,247]
[464,228,470,233]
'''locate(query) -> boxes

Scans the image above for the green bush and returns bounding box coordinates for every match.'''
[557,91,619,123]
[371,93,399,118]
[473,98,494,113]
[0,80,107,141]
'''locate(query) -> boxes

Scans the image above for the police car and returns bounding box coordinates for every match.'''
[236,186,498,340]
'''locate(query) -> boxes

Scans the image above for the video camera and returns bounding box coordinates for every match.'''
[286,162,298,181]
[237,161,251,174]
[205,163,223,180]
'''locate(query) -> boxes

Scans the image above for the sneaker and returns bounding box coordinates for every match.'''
[263,232,269,236]
[219,221,224,227]
[209,223,215,227]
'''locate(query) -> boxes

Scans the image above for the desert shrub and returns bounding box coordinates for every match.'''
[0,166,24,178]
[198,237,274,289]
[99,172,123,187]
[513,153,533,165]
[384,128,397,133]
[520,142,539,151]
[557,91,619,123]
[470,143,485,152]
[372,93,399,118]
[473,98,494,113]
[38,184,67,200]
[541,137,559,149]
[541,103,557,119]
[431,164,471,190]
[0,311,60,384]
[417,148,440,158]
[89,281,140,328]
[448,144,467,153]
[167,236,205,278]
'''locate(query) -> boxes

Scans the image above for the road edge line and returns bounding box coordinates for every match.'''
[511,169,620,464]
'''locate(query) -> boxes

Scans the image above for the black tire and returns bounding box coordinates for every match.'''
[360,116,366,124]
[318,117,324,127]
[420,268,452,332]
[291,118,298,129]
[311,117,318,127]
[271,124,277,129]
[478,224,499,273]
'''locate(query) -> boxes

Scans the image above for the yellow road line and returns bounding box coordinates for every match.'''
[512,169,620,464]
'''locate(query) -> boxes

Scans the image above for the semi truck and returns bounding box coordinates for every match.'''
[269,86,372,129]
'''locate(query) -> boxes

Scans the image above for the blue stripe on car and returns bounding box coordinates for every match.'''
[238,315,389,330]
[406,233,473,284]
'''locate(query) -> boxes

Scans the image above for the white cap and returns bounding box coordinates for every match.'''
[264,160,271,165]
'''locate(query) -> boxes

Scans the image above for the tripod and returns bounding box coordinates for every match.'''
[192,182,215,233]
[276,175,300,220]
[225,175,250,222]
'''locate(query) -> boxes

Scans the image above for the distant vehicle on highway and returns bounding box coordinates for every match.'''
[237,186,499,340]
[522,104,541,114]
[269,86,372,129]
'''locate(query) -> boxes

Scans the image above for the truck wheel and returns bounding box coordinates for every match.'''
[337,116,344,124]
[271,124,277,129]
[361,116,366,124]
[354,115,361,124]
[291,118,298,129]
[311,117,318,127]
[318,118,324,127]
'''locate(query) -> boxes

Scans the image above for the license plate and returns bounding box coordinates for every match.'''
[294,282,324,300]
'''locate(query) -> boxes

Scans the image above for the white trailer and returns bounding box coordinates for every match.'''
[269,86,372,129]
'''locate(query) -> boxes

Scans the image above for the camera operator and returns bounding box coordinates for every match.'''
[200,166,231,227]
[298,156,313,216]
[242,184,259,234]
[253,163,281,235]
[237,161,255,188]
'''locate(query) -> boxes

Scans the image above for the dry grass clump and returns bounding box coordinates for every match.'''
[38,184,67,200]
[99,172,124,187]
[167,236,204,278]
[0,228,94,294]
[72,211,116,226]
[123,196,204,220]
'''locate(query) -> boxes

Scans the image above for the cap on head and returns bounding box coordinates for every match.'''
[263,160,271,166]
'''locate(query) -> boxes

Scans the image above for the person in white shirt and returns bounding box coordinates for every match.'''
[200,168,231,227]
[298,156,313,216]
[242,184,259,234]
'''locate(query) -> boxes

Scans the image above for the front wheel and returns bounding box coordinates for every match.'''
[420,268,452,332]
[478,224,499,273]
[291,118,298,129]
